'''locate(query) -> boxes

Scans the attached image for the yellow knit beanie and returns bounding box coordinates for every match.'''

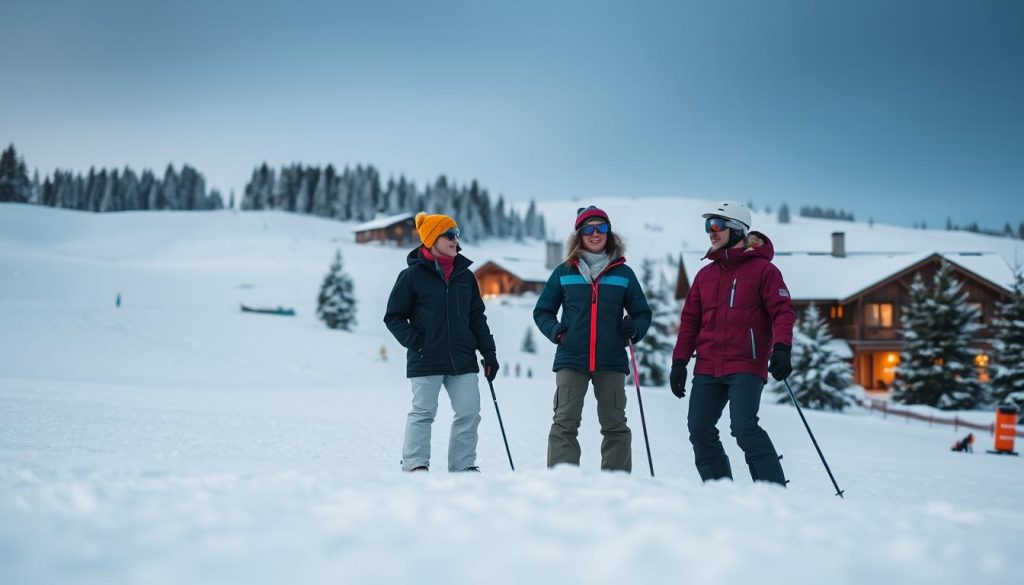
[415,212,458,249]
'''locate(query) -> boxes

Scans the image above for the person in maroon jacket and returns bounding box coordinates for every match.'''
[669,200,796,486]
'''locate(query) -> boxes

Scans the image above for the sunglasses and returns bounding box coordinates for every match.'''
[705,217,730,233]
[579,223,610,236]
[439,228,461,240]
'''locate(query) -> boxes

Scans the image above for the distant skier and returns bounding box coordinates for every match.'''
[951,433,974,453]
[669,200,796,486]
[534,205,651,472]
[384,212,499,473]
[379,345,388,362]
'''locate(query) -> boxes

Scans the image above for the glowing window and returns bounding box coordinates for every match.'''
[865,303,893,327]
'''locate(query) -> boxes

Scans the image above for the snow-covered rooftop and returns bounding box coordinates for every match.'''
[680,250,1015,302]
[353,212,414,231]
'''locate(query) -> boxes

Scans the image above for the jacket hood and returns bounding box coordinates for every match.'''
[703,230,775,265]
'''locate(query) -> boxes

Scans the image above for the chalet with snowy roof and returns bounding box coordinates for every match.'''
[474,242,563,298]
[677,232,1015,391]
[353,212,416,246]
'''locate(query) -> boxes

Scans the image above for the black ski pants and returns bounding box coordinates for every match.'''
[687,373,786,486]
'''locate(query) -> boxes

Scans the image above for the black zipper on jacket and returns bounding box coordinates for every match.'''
[445,280,457,373]
[749,328,757,359]
[729,278,737,308]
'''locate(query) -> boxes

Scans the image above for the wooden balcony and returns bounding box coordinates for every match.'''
[843,325,900,340]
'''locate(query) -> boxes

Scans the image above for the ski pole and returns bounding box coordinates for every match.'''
[481,359,515,471]
[783,379,844,498]
[628,342,655,477]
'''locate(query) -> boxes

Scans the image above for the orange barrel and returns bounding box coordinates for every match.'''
[994,404,1019,453]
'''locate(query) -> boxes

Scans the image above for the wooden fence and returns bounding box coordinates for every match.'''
[861,398,1024,438]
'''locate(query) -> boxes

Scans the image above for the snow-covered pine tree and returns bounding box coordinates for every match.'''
[28,169,40,204]
[777,203,790,224]
[0,144,31,203]
[991,270,1024,412]
[316,249,357,331]
[521,327,537,354]
[893,261,984,409]
[635,258,678,386]
[98,169,117,212]
[311,170,329,217]
[122,169,141,210]
[768,303,855,410]
[293,169,311,214]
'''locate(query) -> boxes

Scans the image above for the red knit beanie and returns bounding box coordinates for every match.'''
[574,205,610,230]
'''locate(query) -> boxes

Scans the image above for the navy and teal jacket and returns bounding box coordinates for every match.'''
[533,256,652,375]
[384,247,496,378]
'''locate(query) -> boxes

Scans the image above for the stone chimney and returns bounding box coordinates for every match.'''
[831,232,846,258]
[545,241,564,269]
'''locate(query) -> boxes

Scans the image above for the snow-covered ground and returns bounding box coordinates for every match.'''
[1,202,1022,584]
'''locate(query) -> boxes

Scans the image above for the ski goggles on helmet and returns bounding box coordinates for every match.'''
[579,222,610,236]
[704,217,730,233]
[439,228,461,240]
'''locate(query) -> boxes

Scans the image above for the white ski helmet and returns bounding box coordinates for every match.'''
[702,200,752,232]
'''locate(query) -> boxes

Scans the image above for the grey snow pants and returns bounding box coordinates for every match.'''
[402,373,481,472]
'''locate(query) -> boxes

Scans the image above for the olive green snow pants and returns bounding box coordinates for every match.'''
[547,369,632,472]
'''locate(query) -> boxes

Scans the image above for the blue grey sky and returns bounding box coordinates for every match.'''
[2,0,1022,228]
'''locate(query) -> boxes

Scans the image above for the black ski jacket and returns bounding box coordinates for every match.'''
[384,247,496,378]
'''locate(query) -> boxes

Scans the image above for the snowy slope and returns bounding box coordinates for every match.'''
[1,202,1022,585]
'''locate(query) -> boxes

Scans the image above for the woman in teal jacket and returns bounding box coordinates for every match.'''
[533,206,651,472]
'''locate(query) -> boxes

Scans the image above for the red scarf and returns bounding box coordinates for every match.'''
[421,246,455,281]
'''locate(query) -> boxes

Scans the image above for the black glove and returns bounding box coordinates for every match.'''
[669,360,687,398]
[482,354,500,382]
[768,343,792,381]
[620,316,636,343]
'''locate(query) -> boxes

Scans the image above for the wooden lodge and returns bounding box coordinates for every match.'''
[475,242,563,298]
[474,259,549,298]
[354,212,416,246]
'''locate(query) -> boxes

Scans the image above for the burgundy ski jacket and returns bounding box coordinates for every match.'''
[672,232,796,382]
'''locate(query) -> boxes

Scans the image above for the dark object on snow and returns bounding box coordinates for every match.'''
[628,342,655,477]
[783,379,845,497]
[482,359,515,471]
[951,433,974,453]
[240,304,296,316]
[987,404,1020,456]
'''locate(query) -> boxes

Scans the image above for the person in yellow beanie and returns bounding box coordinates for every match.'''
[384,212,499,472]
[414,211,458,249]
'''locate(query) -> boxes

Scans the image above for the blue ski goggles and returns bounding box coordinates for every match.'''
[439,228,461,240]
[579,223,610,236]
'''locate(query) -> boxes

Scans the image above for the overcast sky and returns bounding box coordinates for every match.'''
[2,0,1022,228]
